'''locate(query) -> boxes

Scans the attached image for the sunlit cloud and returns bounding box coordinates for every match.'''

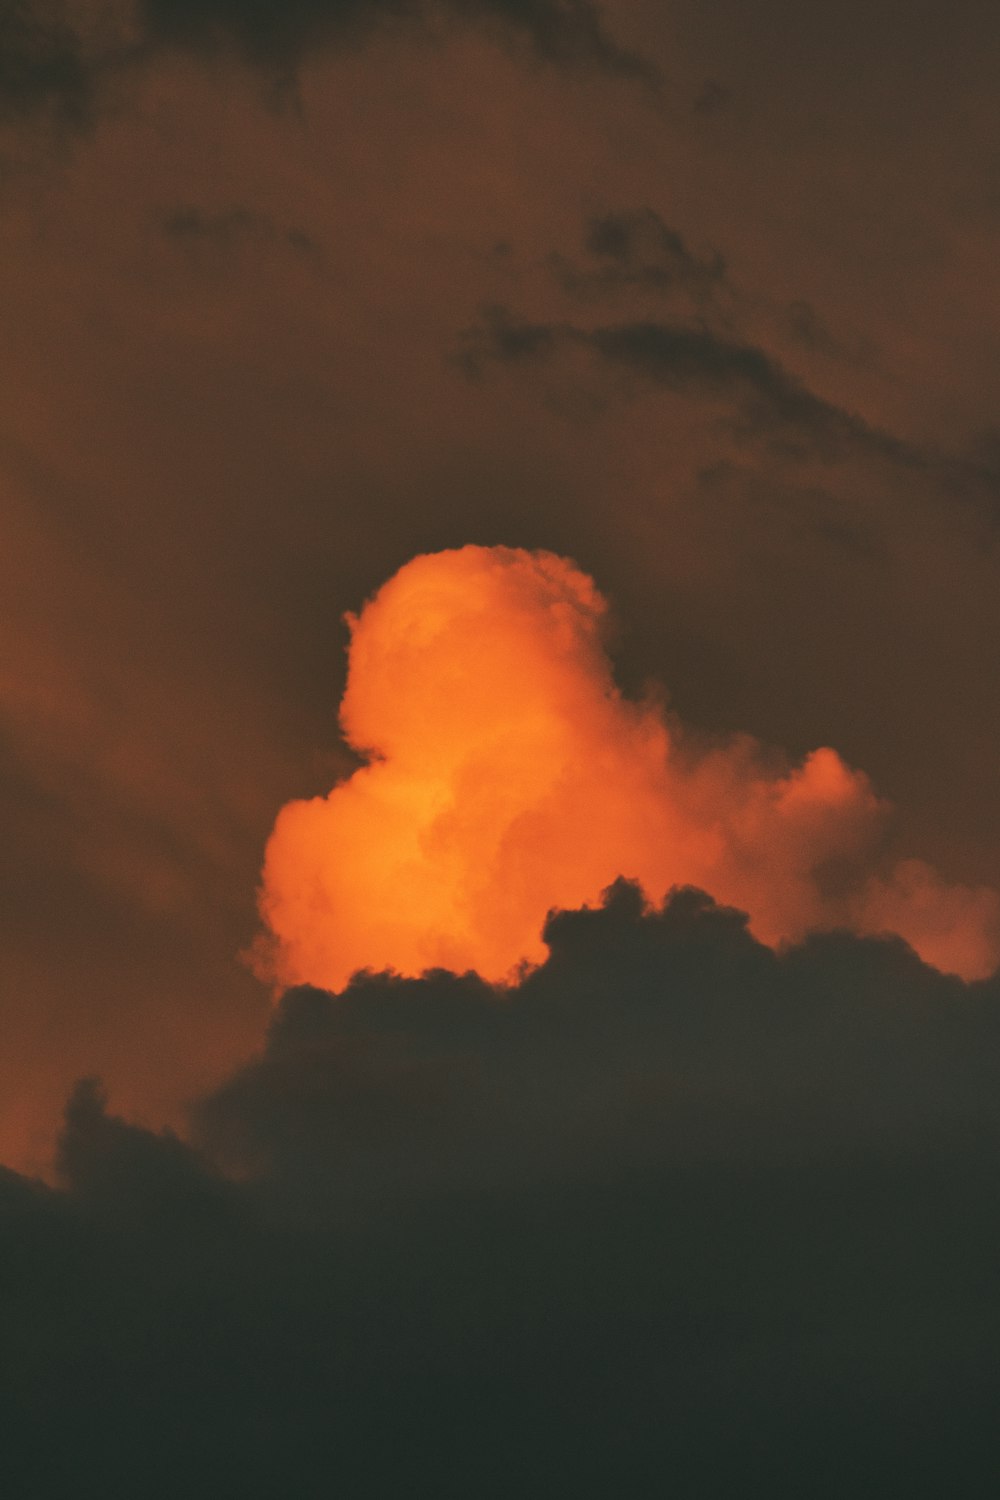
[257,546,999,987]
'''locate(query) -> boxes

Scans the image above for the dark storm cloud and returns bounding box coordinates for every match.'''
[196,880,1000,1196]
[4,884,1000,1493]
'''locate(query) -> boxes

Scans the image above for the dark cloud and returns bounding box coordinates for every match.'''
[460,302,904,462]
[588,319,874,453]
[198,880,1000,1194]
[140,0,657,78]
[3,884,1000,1493]
[458,292,1000,525]
[551,208,727,305]
[162,204,321,256]
[455,215,1000,523]
[782,297,878,368]
[0,0,656,128]
[137,0,399,63]
[0,2,93,124]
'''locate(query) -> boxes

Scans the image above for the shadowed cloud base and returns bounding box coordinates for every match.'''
[4,882,1000,1495]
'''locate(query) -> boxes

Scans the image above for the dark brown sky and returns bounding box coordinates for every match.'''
[3,0,1000,1170]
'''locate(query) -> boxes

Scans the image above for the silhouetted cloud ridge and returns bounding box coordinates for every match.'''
[3,882,1000,1495]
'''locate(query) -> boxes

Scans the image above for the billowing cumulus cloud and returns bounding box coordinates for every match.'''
[257,545,999,988]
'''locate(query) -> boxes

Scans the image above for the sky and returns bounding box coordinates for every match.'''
[3,1,1000,1492]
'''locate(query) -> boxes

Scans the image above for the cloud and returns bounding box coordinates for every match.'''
[161,204,321,256]
[207,882,1000,1195]
[461,303,906,462]
[0,0,656,128]
[256,546,999,989]
[0,2,94,125]
[453,214,1000,534]
[549,208,727,306]
[140,0,657,78]
[459,292,1000,524]
[782,296,877,367]
[4,886,1000,1493]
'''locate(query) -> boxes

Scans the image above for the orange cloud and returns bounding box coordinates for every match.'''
[257,546,1000,987]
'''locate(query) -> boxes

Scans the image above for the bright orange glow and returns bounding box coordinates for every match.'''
[257,546,1000,987]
